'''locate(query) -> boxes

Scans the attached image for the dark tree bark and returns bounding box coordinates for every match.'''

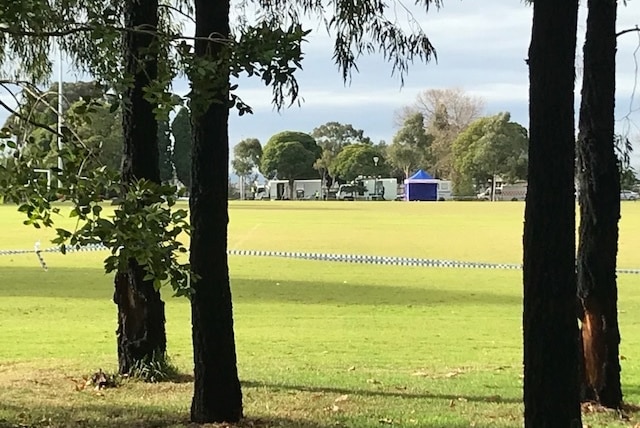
[523,0,581,426]
[113,0,167,376]
[189,0,243,423]
[577,0,622,408]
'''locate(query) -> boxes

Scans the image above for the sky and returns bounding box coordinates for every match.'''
[2,1,640,171]
[218,0,640,171]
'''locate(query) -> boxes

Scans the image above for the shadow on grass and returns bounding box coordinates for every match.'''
[242,379,521,404]
[0,402,371,428]
[0,266,114,299]
[233,277,521,307]
[0,401,514,428]
[0,266,520,307]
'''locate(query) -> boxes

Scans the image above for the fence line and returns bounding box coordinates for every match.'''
[1,243,640,275]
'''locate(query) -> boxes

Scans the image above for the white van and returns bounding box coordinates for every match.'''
[477,181,527,201]
[498,182,527,201]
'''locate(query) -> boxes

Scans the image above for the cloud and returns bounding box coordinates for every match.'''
[1,0,638,173]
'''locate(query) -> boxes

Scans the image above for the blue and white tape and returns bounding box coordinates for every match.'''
[1,243,640,275]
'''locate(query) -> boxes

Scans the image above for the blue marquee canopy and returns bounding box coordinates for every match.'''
[404,169,439,201]
[408,169,434,180]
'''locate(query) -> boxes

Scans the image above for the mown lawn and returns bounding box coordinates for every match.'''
[0,201,639,427]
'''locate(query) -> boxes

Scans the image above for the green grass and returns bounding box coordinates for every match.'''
[1,201,640,427]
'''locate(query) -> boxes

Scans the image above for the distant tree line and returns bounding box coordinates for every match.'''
[226,88,531,197]
[2,83,194,192]
[229,87,637,198]
[3,84,636,199]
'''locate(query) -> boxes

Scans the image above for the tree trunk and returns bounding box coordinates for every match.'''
[577,0,621,408]
[190,0,243,423]
[523,0,581,426]
[114,260,166,374]
[114,0,166,375]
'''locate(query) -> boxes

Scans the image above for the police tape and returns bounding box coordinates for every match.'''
[1,243,639,275]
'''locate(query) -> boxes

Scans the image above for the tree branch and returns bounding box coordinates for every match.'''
[0,83,22,113]
[617,25,640,38]
[0,24,229,44]
[0,81,110,176]
[158,4,196,24]
[0,97,60,137]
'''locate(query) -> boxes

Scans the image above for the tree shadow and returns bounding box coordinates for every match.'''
[0,266,114,299]
[0,266,521,307]
[162,372,193,384]
[0,401,516,428]
[233,277,521,307]
[241,379,521,404]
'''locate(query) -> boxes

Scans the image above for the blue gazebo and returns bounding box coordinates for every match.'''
[404,169,439,201]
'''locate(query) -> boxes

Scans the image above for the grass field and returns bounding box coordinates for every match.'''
[1,200,639,427]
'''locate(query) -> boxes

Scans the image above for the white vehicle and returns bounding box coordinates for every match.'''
[256,179,326,200]
[621,190,639,200]
[478,181,527,201]
[255,180,291,200]
[499,182,527,201]
[477,188,492,201]
[254,184,269,200]
[357,177,398,200]
[437,180,453,201]
[336,184,358,200]
[294,179,322,200]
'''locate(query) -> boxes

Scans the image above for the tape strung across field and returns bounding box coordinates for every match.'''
[1,243,640,275]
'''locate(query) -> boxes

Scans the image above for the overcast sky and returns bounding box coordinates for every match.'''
[218,0,640,170]
[2,1,640,171]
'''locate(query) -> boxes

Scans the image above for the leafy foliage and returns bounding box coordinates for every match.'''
[310,122,371,186]
[171,106,191,190]
[614,135,638,190]
[387,112,432,179]
[64,99,123,172]
[2,83,182,179]
[3,81,106,161]
[0,130,193,296]
[331,143,389,182]
[260,131,320,179]
[261,141,316,181]
[311,121,371,153]
[127,351,179,383]
[452,112,528,194]
[398,88,485,178]
[158,120,173,183]
[231,138,262,179]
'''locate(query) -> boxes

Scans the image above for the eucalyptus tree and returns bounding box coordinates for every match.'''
[523,0,582,425]
[311,122,370,189]
[188,0,442,421]
[388,112,432,179]
[0,0,188,378]
[231,138,262,198]
[452,112,528,195]
[112,0,168,377]
[397,88,485,177]
[576,0,621,408]
[0,0,444,422]
[158,120,174,183]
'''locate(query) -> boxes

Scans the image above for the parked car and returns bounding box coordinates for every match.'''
[620,190,639,200]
